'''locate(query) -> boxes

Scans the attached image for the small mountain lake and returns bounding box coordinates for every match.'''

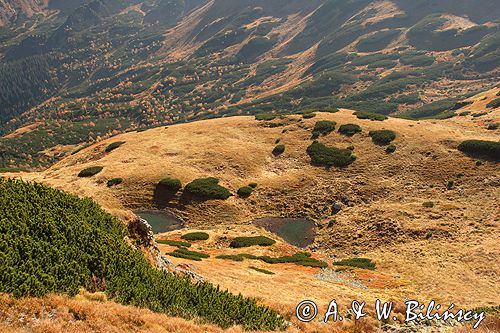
[135,210,184,234]
[252,218,316,248]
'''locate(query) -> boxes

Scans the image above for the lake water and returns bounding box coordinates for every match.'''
[252,217,316,248]
[134,210,184,234]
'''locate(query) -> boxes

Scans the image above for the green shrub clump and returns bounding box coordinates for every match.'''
[307,142,356,168]
[302,112,316,119]
[332,258,376,270]
[105,141,126,153]
[457,140,500,161]
[78,166,103,177]
[385,144,397,154]
[185,178,231,200]
[166,247,210,261]
[181,232,210,241]
[422,201,435,208]
[255,113,277,121]
[0,179,285,330]
[237,186,254,198]
[107,178,123,187]
[272,144,285,156]
[354,111,387,121]
[248,182,258,188]
[158,177,182,193]
[338,124,362,136]
[230,236,276,248]
[249,267,275,275]
[487,123,499,130]
[157,239,192,248]
[486,98,500,109]
[312,120,336,138]
[369,130,396,145]
[258,252,328,268]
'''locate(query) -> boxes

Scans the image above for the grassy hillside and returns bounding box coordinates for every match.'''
[0,0,498,169]
[0,178,285,330]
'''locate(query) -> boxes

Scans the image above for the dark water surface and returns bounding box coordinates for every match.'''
[135,210,184,234]
[252,217,316,248]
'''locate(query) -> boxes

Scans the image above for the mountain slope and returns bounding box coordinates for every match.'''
[0,0,499,169]
[13,109,499,332]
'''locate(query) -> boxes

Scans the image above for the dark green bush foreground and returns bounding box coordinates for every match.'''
[184,178,231,200]
[486,98,500,109]
[230,236,276,248]
[312,120,336,138]
[272,144,285,156]
[78,166,103,177]
[107,178,123,187]
[0,179,285,330]
[238,186,254,198]
[338,124,362,136]
[457,140,500,161]
[307,142,356,168]
[217,252,328,268]
[354,111,387,121]
[181,232,210,241]
[105,141,126,153]
[332,258,376,270]
[158,177,182,193]
[165,248,210,261]
[369,130,396,145]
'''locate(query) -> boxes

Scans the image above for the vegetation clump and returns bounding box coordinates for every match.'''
[230,236,276,248]
[158,177,182,193]
[185,178,231,200]
[307,142,356,168]
[157,239,192,248]
[369,130,396,145]
[423,201,435,208]
[338,124,362,136]
[0,179,285,330]
[486,98,500,109]
[312,120,336,138]
[487,123,499,130]
[272,144,285,156]
[248,182,258,188]
[302,112,316,119]
[105,141,126,153]
[249,267,275,275]
[217,252,327,268]
[165,248,210,261]
[78,166,103,177]
[237,186,254,198]
[255,113,277,121]
[107,178,123,187]
[258,252,328,268]
[181,232,210,241]
[332,258,376,270]
[354,111,387,121]
[385,144,397,154]
[457,140,500,161]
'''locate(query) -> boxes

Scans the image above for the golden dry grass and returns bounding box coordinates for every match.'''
[9,107,500,332]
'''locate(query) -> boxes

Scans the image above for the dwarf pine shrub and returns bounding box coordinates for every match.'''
[230,236,276,248]
[181,232,210,241]
[307,142,356,168]
[185,178,231,200]
[78,166,103,177]
[369,130,396,145]
[105,141,126,153]
[338,123,362,136]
